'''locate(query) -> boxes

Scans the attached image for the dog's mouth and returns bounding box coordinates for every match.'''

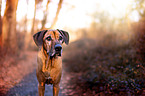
[47,51,61,58]
[48,51,62,57]
[47,52,61,59]
[55,51,62,56]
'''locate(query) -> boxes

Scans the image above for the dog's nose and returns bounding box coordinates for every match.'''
[55,44,62,51]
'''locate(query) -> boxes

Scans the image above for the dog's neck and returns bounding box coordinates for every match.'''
[39,47,62,77]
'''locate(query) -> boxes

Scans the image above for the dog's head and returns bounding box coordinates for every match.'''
[33,29,69,57]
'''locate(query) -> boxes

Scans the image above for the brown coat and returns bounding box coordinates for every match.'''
[33,29,69,96]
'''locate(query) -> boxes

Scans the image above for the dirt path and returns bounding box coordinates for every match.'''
[0,51,72,96]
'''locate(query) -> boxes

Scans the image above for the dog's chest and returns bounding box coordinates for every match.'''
[38,51,62,80]
[42,57,62,79]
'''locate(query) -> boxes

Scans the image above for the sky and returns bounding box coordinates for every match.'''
[1,0,140,30]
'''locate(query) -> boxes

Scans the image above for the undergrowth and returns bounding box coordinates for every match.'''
[63,34,145,95]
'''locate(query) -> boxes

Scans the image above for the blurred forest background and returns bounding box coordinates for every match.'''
[0,0,145,95]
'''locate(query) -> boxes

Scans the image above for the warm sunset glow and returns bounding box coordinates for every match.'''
[98,0,132,17]
[1,1,144,95]
[55,0,135,29]
[1,0,138,30]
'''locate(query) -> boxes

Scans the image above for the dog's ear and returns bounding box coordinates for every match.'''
[57,29,69,45]
[33,30,47,47]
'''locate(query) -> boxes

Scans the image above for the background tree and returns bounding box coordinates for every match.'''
[0,0,2,47]
[28,0,43,49]
[23,0,29,50]
[41,0,50,29]
[31,0,43,35]
[2,0,18,53]
[31,0,38,36]
[51,0,63,28]
[132,0,145,63]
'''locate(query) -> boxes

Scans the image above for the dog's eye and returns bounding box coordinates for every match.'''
[46,36,51,41]
[59,36,63,40]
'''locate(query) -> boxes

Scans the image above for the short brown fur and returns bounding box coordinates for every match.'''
[33,29,69,96]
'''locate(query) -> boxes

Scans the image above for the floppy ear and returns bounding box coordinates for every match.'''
[33,30,47,47]
[57,29,69,45]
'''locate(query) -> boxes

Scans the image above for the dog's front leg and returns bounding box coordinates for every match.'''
[38,83,45,96]
[53,84,59,96]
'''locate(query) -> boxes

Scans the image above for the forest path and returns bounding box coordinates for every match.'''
[0,51,72,96]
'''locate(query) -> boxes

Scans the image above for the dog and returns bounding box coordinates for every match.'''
[33,29,69,96]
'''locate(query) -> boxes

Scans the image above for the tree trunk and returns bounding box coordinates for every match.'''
[31,0,37,35]
[23,0,29,50]
[0,0,2,47]
[2,0,18,53]
[51,0,63,28]
[41,0,50,29]
[26,0,37,50]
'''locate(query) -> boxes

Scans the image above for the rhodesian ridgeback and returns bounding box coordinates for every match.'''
[33,29,69,96]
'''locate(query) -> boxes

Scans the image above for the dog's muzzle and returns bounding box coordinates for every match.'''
[55,44,62,56]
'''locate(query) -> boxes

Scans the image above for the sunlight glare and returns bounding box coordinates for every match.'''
[56,0,133,30]
[98,0,132,18]
[1,0,137,30]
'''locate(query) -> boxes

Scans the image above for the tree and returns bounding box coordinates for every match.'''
[132,0,145,63]
[51,0,63,28]
[134,0,145,20]
[27,0,43,49]
[23,0,29,50]
[31,0,43,35]
[41,0,50,29]
[31,0,37,36]
[2,0,18,53]
[0,0,2,47]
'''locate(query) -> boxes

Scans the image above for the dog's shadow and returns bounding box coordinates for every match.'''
[6,69,63,96]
